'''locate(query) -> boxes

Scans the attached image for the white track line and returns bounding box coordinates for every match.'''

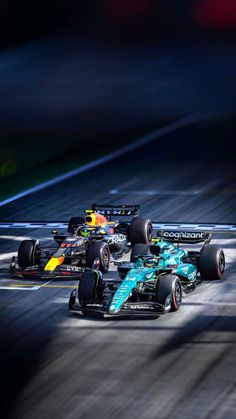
[0,222,69,229]
[110,189,204,196]
[0,287,38,291]
[0,222,235,232]
[0,235,52,241]
[0,252,16,261]
[0,114,200,207]
[33,279,54,290]
[0,277,53,291]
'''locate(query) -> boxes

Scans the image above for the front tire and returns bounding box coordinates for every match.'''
[79,270,100,302]
[79,271,103,316]
[156,274,182,312]
[86,241,110,273]
[18,240,41,268]
[128,217,152,245]
[199,245,225,280]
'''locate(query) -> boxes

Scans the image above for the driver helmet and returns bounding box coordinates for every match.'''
[143,258,157,268]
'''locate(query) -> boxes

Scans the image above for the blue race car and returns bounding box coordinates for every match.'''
[10,204,152,278]
[69,230,225,316]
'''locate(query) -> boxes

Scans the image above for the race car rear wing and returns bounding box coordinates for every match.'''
[90,204,140,217]
[153,222,236,234]
[156,230,211,244]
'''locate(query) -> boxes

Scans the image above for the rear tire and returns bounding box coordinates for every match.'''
[128,217,152,245]
[130,243,150,262]
[199,245,225,280]
[18,240,41,268]
[157,274,182,312]
[86,241,110,273]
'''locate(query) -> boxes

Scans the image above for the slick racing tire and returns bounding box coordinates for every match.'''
[68,290,76,310]
[130,243,150,262]
[68,217,85,234]
[18,240,41,268]
[157,274,182,312]
[79,270,100,301]
[199,245,225,280]
[128,217,152,245]
[79,271,103,316]
[86,241,110,273]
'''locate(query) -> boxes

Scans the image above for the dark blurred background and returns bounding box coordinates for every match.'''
[0,0,235,196]
[1,0,236,46]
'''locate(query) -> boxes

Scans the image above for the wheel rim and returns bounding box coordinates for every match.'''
[219,251,225,274]
[102,248,110,269]
[146,223,152,242]
[174,282,182,307]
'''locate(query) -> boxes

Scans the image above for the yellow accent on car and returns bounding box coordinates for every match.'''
[85,213,97,225]
[44,256,64,271]
[85,212,108,226]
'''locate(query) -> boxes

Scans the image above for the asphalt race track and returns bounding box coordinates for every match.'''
[0,121,236,419]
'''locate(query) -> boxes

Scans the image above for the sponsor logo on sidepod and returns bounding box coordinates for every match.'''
[107,234,126,244]
[188,271,196,280]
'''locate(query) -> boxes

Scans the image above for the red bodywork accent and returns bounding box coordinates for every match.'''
[18,270,37,275]
[60,243,78,248]
[195,0,236,29]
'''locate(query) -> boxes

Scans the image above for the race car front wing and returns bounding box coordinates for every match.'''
[10,257,84,279]
[69,290,166,316]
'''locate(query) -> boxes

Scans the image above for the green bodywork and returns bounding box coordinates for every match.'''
[109,239,197,314]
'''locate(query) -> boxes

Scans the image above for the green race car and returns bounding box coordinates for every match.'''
[69,230,225,316]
